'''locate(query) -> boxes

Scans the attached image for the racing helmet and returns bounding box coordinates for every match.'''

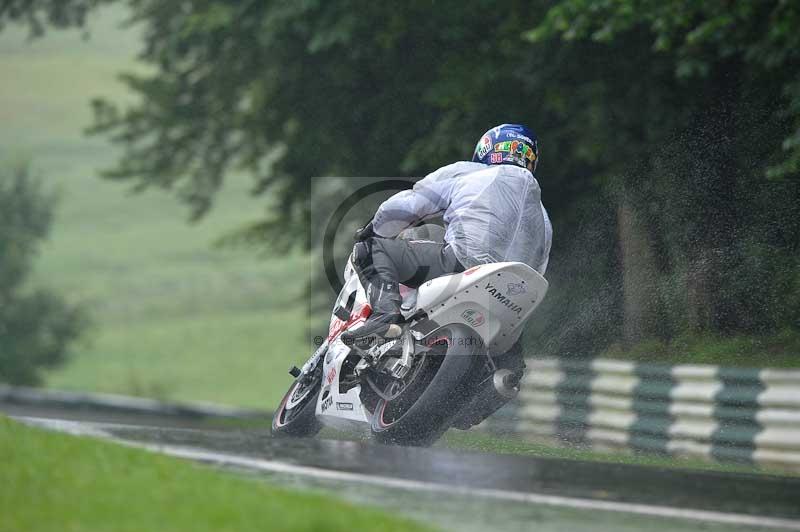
[472,123,539,174]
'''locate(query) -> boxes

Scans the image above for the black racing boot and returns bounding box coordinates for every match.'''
[342,280,403,343]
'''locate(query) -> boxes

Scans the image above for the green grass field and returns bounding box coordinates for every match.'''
[0,6,313,408]
[0,417,431,532]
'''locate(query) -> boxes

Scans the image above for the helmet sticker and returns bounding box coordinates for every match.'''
[494,140,537,162]
[505,131,534,144]
[476,135,492,159]
[473,123,538,170]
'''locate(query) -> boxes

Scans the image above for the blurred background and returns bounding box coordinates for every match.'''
[1,1,798,412]
[0,4,309,408]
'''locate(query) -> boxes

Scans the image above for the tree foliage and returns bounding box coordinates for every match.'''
[525,0,800,348]
[0,0,107,36]
[528,0,800,179]
[2,0,798,358]
[0,163,86,385]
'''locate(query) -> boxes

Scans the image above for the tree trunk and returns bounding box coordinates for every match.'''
[617,198,661,347]
[686,248,712,333]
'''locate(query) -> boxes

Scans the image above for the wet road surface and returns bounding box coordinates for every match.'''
[10,410,800,532]
[100,421,800,518]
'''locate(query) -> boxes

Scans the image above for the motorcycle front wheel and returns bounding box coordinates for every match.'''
[370,324,483,446]
[271,364,323,437]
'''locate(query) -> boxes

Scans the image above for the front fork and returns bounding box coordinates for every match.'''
[294,339,328,380]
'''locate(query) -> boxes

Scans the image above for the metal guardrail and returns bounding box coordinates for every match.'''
[487,358,800,471]
[4,363,798,472]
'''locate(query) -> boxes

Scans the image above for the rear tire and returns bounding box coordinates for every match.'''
[271,365,323,437]
[370,324,483,446]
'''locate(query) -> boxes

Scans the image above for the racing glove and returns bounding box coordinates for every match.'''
[354,221,375,242]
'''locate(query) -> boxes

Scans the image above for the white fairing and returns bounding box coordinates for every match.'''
[315,263,372,432]
[317,338,372,432]
[314,257,547,431]
[412,262,548,354]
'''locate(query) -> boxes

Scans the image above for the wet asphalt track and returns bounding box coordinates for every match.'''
[7,404,800,532]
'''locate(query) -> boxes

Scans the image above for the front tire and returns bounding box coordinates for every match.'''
[271,365,323,437]
[370,324,483,446]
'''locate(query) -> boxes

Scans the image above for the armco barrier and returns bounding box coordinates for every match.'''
[487,358,800,471]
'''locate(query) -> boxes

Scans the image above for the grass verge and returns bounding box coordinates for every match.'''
[0,416,433,532]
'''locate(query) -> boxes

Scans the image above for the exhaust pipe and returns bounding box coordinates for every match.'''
[450,368,521,430]
[492,368,520,400]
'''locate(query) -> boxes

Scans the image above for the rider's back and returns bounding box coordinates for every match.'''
[373,161,552,274]
[428,161,552,273]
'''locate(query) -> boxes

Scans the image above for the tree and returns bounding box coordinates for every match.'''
[2,0,798,360]
[0,0,108,36]
[528,0,800,342]
[0,163,86,385]
[527,0,800,179]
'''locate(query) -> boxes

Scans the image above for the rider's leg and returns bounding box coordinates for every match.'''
[344,238,463,340]
[371,238,463,288]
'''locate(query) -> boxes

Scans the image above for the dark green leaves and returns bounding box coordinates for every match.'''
[0,163,87,385]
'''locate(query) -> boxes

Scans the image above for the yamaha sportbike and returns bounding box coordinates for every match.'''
[272,227,548,445]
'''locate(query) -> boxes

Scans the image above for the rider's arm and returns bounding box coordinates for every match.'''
[372,165,458,238]
[538,205,553,274]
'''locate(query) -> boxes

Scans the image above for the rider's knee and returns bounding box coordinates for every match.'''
[352,240,373,271]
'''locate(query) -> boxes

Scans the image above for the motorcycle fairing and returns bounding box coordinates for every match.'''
[410,262,548,354]
[316,264,372,431]
[316,256,547,430]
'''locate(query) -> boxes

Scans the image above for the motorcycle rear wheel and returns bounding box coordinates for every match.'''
[370,324,483,446]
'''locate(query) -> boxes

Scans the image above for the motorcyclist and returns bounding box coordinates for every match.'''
[342,123,552,345]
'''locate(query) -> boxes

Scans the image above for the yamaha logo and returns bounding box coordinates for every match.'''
[483,283,523,315]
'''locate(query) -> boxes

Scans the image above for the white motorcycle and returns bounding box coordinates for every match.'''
[272,227,548,445]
